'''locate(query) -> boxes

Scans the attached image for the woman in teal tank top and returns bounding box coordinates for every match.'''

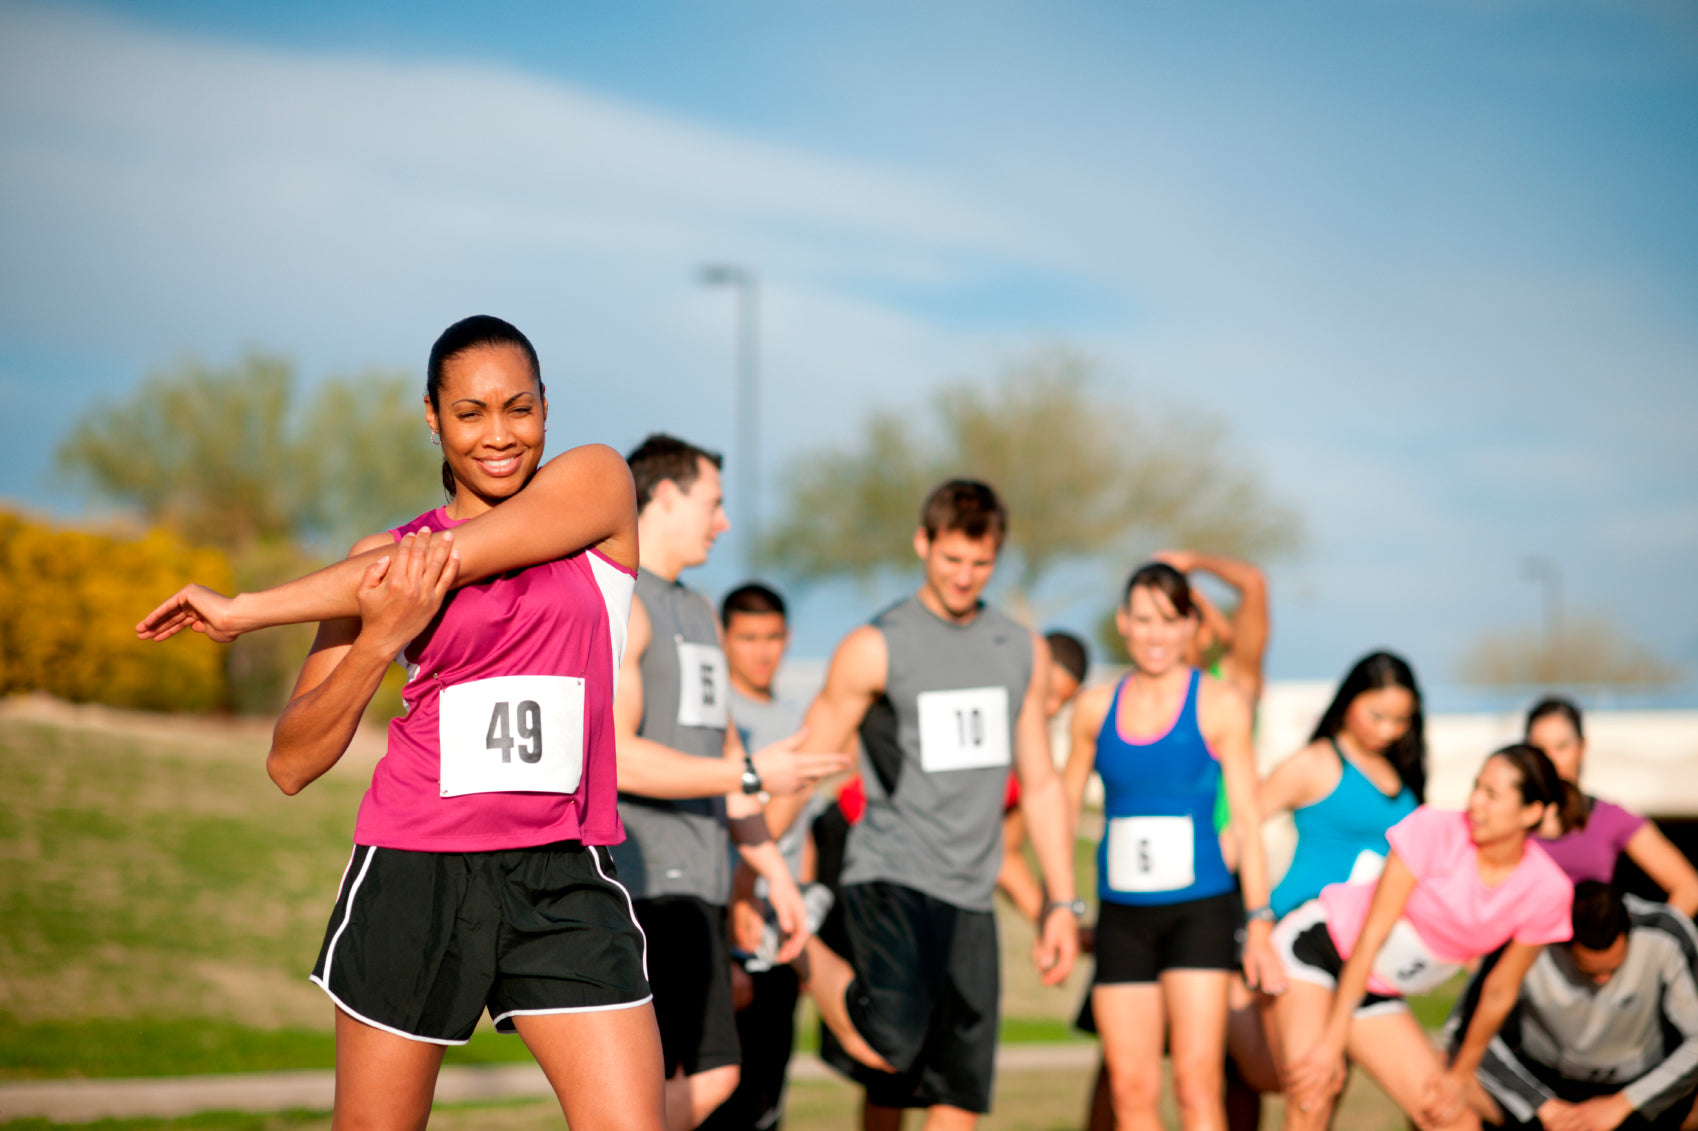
[1263,652,1425,915]
[1222,651,1426,1115]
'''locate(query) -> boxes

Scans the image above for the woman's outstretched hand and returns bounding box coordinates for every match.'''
[135,584,243,644]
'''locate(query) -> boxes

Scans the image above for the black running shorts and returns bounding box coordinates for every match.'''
[311,840,651,1044]
[1092,890,1242,985]
[1270,899,1405,1018]
[821,881,999,1113]
[633,895,740,1077]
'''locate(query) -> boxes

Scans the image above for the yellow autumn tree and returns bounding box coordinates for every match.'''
[0,511,231,711]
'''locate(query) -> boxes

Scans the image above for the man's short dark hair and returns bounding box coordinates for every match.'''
[721,582,787,627]
[1045,631,1089,684]
[626,433,724,512]
[1571,881,1630,951]
[919,479,1007,546]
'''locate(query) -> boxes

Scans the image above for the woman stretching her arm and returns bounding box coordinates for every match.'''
[1274,744,1576,1131]
[138,316,663,1131]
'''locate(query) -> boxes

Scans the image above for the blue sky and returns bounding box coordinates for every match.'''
[2,0,1695,687]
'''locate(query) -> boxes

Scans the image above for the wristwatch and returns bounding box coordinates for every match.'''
[1043,898,1087,920]
[1245,904,1276,925]
[740,755,763,795]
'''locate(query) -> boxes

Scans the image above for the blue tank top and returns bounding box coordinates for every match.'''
[1094,669,1235,906]
[1269,738,1416,917]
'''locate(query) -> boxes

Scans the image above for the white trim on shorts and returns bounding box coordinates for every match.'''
[308,844,472,1046]
[1271,899,1408,1020]
[490,995,655,1030]
[310,977,470,1046]
[318,844,376,993]
[590,844,650,980]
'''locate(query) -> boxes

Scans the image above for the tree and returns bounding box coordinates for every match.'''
[0,510,230,711]
[1458,616,1683,686]
[57,352,443,712]
[57,353,441,556]
[759,347,1303,609]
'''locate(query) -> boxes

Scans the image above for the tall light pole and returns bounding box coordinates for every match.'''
[1522,555,1563,666]
[699,263,760,574]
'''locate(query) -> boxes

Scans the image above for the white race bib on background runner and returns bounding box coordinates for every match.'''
[916,686,1011,772]
[1106,815,1195,893]
[675,641,729,729]
[1371,918,1461,995]
[438,675,585,798]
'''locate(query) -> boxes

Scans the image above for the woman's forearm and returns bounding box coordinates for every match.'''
[1454,954,1535,1076]
[267,639,393,794]
[231,446,633,632]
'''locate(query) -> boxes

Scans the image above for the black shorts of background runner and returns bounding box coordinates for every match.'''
[1269,898,1405,1018]
[311,840,650,1044]
[819,881,999,1113]
[635,895,740,1076]
[699,963,801,1131]
[1094,890,1242,984]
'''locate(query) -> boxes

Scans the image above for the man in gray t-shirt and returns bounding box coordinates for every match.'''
[612,435,848,1131]
[701,581,831,1131]
[799,479,1081,1128]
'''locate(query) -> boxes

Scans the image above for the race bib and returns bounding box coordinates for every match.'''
[916,686,1011,772]
[675,640,729,729]
[1348,849,1387,884]
[438,675,585,798]
[1371,918,1461,995]
[1106,815,1195,893]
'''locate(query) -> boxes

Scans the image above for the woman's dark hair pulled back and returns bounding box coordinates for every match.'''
[1122,561,1195,617]
[1523,695,1592,830]
[426,315,542,498]
[1310,651,1427,803]
[1489,742,1577,835]
[1526,696,1584,740]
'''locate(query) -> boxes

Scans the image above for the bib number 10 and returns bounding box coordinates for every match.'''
[916,686,1010,772]
[439,675,585,797]
[486,700,543,763]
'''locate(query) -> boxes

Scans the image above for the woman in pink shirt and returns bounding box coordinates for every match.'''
[137,317,665,1131]
[1270,744,1575,1131]
[1526,696,1698,916]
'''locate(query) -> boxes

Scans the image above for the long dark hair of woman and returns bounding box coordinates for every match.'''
[1309,651,1427,804]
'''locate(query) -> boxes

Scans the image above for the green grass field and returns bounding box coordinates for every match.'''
[0,706,1107,1082]
[0,702,1432,1129]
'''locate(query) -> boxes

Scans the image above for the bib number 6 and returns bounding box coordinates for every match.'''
[439,675,585,797]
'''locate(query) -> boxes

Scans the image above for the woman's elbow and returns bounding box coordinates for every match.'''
[266,751,309,796]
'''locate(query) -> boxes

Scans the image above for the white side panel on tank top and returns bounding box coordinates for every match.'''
[588,553,636,699]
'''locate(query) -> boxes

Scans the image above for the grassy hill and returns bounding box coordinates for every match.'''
[0,698,1100,1080]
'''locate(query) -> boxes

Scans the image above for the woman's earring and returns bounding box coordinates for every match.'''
[429,431,441,446]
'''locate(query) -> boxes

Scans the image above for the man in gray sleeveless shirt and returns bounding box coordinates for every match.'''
[800,479,1081,1131]
[612,435,850,1131]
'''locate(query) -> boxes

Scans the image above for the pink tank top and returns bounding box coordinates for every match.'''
[353,507,636,852]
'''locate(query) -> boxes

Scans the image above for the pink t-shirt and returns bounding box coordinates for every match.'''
[1536,797,1646,884]
[1320,806,1573,994]
[353,508,636,852]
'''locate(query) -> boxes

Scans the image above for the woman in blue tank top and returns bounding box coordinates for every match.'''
[1064,563,1284,1131]
[1219,652,1425,1113]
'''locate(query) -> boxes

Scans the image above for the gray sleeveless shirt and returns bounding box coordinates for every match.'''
[610,568,731,903]
[840,595,1035,911]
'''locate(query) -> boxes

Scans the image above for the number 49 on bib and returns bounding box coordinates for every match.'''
[439,675,586,798]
